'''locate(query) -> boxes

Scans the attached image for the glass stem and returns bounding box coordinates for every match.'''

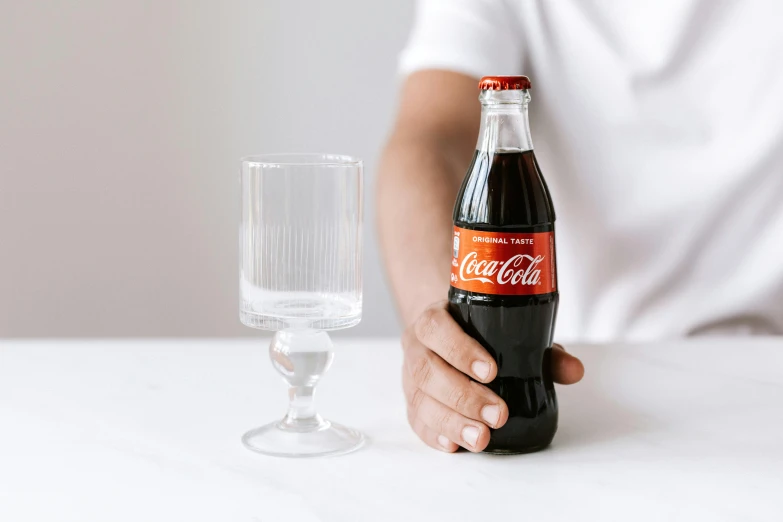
[287,386,316,419]
[270,329,333,432]
[281,385,326,430]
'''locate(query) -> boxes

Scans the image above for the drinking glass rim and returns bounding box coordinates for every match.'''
[241,153,362,168]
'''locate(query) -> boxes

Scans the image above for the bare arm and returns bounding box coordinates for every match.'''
[377,70,480,325]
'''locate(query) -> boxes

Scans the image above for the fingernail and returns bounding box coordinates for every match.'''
[471,361,490,380]
[462,426,479,447]
[437,435,451,449]
[481,404,500,427]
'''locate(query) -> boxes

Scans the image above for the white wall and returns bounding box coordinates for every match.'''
[0,1,414,337]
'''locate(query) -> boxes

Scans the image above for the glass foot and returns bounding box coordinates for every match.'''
[242,419,365,458]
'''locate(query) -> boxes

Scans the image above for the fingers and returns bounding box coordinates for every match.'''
[408,413,459,453]
[413,301,497,383]
[402,300,585,454]
[407,384,491,452]
[404,337,507,428]
[552,343,585,385]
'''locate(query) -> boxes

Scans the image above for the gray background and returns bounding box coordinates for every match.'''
[0,1,414,337]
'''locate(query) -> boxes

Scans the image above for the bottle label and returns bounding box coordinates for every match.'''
[450,227,557,295]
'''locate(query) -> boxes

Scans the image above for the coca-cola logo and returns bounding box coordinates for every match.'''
[459,251,544,286]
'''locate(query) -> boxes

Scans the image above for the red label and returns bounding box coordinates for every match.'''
[450,227,557,295]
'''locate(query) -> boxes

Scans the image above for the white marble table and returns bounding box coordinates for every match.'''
[0,338,781,521]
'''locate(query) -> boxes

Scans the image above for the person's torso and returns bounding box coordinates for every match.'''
[508,0,783,340]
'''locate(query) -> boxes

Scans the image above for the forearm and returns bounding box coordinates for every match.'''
[376,134,470,326]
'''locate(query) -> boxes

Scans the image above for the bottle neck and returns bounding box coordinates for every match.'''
[475,89,533,153]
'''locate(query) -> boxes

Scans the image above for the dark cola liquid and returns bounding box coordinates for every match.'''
[448,149,559,454]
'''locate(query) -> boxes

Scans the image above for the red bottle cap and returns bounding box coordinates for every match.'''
[478,75,531,91]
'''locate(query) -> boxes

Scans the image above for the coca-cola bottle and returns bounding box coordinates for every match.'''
[448,75,559,454]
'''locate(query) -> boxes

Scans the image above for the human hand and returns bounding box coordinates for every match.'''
[402,300,584,452]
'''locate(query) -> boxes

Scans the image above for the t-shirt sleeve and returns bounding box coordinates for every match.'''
[398,0,524,79]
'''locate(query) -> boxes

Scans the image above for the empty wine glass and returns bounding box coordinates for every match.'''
[239,153,364,458]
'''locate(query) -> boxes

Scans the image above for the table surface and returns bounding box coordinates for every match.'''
[1,338,782,522]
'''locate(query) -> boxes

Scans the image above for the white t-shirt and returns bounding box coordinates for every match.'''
[399,0,783,342]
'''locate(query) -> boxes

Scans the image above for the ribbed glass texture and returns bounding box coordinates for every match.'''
[240,154,363,331]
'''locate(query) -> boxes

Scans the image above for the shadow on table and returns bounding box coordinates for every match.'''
[553,344,656,451]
